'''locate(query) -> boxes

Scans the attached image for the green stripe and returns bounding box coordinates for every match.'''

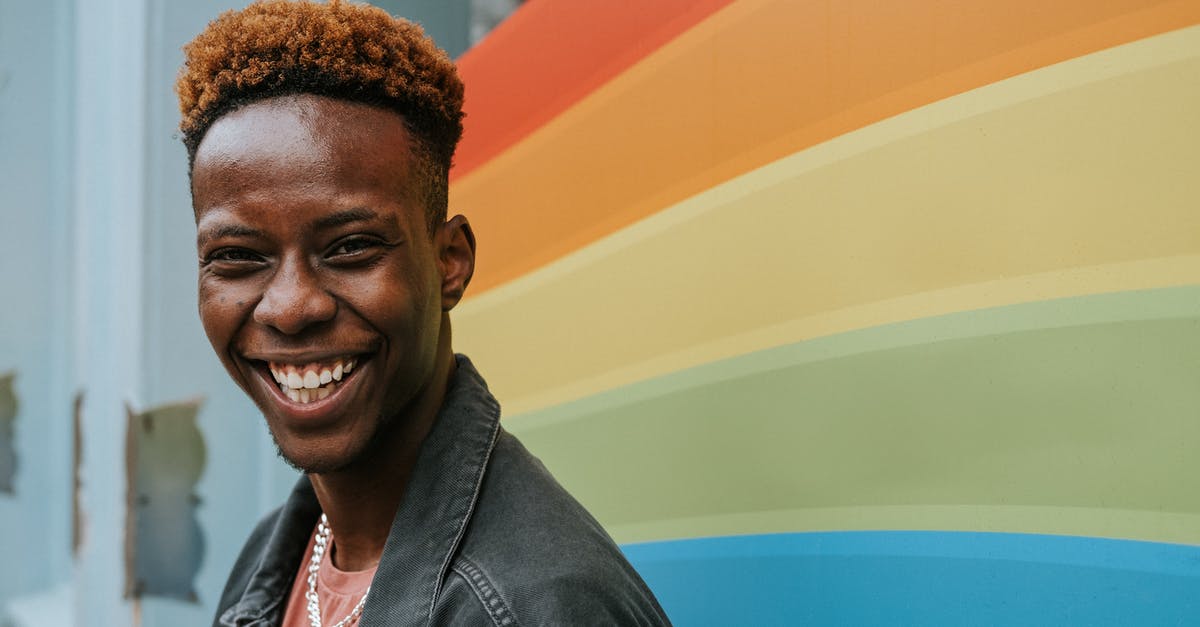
[609,506,1200,546]
[507,286,1200,544]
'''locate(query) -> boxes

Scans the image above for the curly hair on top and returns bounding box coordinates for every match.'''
[176,0,465,228]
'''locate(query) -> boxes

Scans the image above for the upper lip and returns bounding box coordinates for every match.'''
[241,349,372,364]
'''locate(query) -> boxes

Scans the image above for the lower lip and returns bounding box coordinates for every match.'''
[255,361,366,425]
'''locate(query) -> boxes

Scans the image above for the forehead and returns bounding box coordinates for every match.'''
[191,94,417,213]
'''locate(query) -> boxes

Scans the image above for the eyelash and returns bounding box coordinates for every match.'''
[201,236,390,270]
[328,236,380,258]
[205,248,263,264]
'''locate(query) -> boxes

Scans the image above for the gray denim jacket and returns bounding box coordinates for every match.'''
[215,356,671,626]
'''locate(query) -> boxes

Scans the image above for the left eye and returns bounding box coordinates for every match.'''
[329,238,375,257]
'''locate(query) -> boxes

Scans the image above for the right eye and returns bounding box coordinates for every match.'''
[209,248,263,262]
[202,248,267,274]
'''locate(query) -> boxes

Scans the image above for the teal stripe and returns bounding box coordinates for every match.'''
[623,531,1200,626]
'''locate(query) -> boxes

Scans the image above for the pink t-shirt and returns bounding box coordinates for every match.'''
[281,523,378,627]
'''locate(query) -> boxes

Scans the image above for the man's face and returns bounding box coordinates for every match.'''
[192,94,446,473]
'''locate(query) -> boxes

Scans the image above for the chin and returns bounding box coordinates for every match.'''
[276,450,341,475]
[268,411,399,475]
[268,429,364,474]
[274,445,364,475]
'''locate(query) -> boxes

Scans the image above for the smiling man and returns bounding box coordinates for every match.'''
[178,2,670,626]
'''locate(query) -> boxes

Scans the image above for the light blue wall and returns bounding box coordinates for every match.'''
[0,0,76,606]
[380,0,472,57]
[0,0,479,624]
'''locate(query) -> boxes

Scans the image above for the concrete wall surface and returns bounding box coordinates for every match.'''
[0,1,483,625]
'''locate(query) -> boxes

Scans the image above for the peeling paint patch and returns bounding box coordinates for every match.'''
[0,372,17,494]
[124,399,206,602]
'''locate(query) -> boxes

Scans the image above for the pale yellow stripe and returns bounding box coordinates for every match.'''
[454,26,1200,417]
[502,256,1200,421]
[611,505,1200,547]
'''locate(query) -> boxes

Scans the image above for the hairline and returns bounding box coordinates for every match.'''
[186,91,449,236]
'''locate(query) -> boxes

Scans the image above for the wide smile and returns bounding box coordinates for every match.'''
[246,353,372,424]
[269,357,358,403]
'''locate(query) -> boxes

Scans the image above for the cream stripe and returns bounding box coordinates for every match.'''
[455,26,1200,417]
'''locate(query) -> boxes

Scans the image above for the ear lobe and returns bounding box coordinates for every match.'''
[438,215,476,311]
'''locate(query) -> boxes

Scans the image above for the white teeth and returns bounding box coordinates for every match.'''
[268,358,356,404]
[280,378,336,404]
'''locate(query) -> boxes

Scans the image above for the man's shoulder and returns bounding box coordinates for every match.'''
[443,429,671,626]
[471,429,608,539]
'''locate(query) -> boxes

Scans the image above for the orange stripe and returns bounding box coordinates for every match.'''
[452,0,1200,297]
[452,0,733,180]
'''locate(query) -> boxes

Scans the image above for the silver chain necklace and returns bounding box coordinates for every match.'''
[305,514,371,627]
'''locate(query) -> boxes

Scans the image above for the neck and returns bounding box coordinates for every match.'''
[309,318,456,571]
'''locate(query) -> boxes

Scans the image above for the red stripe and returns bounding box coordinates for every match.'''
[452,0,734,181]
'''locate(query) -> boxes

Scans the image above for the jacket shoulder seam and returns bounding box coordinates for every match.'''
[449,555,520,627]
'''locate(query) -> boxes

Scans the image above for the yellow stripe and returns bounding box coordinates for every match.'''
[454,27,1200,416]
[495,256,1200,419]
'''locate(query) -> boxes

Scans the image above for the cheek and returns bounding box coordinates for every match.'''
[348,259,439,326]
[197,279,252,349]
[342,271,440,366]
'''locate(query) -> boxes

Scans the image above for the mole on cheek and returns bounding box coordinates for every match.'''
[236,301,245,307]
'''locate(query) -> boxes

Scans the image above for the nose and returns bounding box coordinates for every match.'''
[253,254,336,335]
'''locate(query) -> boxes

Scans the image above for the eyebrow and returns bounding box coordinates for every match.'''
[196,223,265,247]
[196,207,400,247]
[313,208,393,231]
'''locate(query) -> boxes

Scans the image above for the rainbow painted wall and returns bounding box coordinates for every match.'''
[449,1,1200,624]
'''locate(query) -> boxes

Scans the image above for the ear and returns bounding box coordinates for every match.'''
[436,215,476,311]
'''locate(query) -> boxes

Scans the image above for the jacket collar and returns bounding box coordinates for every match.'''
[219,355,502,627]
[360,355,502,626]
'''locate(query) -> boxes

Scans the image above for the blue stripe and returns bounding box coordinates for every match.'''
[622,531,1200,626]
